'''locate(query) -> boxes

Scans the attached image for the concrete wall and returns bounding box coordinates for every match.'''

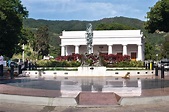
[22,67,154,79]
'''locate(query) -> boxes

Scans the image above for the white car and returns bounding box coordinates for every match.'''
[159,59,169,70]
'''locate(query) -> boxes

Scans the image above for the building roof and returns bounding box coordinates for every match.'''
[60,30,143,39]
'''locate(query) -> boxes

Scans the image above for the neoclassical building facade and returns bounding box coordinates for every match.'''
[60,30,145,61]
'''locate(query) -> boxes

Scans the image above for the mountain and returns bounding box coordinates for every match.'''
[95,16,144,29]
[23,16,165,57]
[23,16,144,34]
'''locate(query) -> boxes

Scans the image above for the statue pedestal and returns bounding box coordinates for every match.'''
[78,66,106,76]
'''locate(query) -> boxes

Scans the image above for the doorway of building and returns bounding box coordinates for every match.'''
[131,52,137,61]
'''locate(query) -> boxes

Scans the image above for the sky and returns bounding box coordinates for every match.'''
[21,0,159,21]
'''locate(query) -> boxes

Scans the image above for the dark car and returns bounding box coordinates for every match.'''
[10,61,18,68]
[7,61,18,68]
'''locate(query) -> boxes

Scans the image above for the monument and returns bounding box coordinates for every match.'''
[81,23,100,66]
[86,23,93,54]
[80,23,103,67]
[79,23,106,74]
[81,23,94,66]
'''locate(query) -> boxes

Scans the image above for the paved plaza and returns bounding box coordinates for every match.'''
[1,102,169,112]
[1,71,169,112]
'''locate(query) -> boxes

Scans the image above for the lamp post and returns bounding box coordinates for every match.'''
[155,54,159,76]
[22,44,24,62]
[156,54,158,61]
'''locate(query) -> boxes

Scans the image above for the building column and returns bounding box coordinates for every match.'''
[108,45,112,54]
[91,45,94,54]
[137,44,142,61]
[123,44,127,55]
[61,45,65,56]
[65,46,68,56]
[75,45,79,54]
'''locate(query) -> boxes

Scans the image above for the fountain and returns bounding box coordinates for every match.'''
[78,23,106,75]
[86,23,93,55]
[81,23,94,66]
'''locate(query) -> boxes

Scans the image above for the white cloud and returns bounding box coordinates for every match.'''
[21,0,118,20]
[20,0,158,20]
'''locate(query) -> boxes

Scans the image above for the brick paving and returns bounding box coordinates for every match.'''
[0,84,61,97]
[75,92,121,105]
[1,74,169,111]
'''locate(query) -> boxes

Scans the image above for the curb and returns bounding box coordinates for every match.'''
[119,96,169,105]
[0,94,77,106]
[1,94,169,107]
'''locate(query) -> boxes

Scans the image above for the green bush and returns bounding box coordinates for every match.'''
[36,60,48,67]
[105,60,144,67]
[70,61,81,67]
[130,61,144,67]
[36,59,81,67]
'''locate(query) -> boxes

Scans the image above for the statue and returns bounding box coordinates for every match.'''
[81,23,102,66]
[81,23,93,66]
[86,23,93,54]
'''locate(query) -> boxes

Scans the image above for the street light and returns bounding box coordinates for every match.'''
[156,54,158,61]
[22,44,24,62]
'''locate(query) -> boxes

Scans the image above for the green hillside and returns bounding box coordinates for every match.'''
[23,16,165,59]
[23,16,144,33]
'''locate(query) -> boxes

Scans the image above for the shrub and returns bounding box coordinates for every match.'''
[69,61,81,67]
[106,60,144,67]
[36,59,81,67]
[36,53,144,67]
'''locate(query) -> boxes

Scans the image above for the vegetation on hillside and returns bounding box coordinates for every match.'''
[22,16,165,60]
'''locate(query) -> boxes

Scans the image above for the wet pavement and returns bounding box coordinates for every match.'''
[1,74,169,98]
[1,71,169,111]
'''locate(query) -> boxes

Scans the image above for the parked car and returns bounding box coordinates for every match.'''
[12,58,23,65]
[7,58,22,68]
[9,61,18,68]
[159,58,169,70]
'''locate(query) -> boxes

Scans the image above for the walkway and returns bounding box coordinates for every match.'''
[1,71,169,110]
[1,102,169,112]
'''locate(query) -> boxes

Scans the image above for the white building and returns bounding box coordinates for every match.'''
[60,30,145,61]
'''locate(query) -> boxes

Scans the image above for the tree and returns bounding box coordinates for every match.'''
[144,42,155,60]
[96,23,135,30]
[145,0,169,33]
[34,26,50,59]
[0,0,28,58]
[161,34,169,58]
[145,0,169,60]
